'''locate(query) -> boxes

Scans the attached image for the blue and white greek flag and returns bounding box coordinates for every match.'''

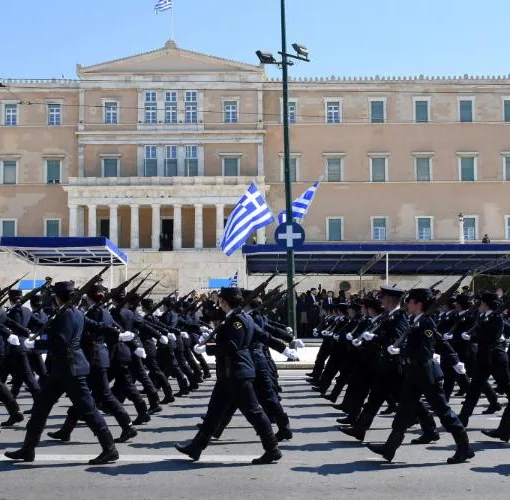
[229,271,238,288]
[219,182,274,256]
[277,181,320,224]
[154,0,172,13]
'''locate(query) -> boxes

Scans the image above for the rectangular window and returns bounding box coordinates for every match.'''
[504,99,510,122]
[45,219,60,237]
[327,218,343,241]
[102,158,118,178]
[144,91,157,124]
[47,104,61,126]
[0,219,16,237]
[185,145,198,176]
[370,100,386,123]
[417,217,433,241]
[372,217,387,241]
[326,158,342,182]
[165,92,177,124]
[46,159,61,183]
[507,217,510,240]
[415,157,431,182]
[223,157,239,177]
[288,101,297,124]
[459,157,476,181]
[414,100,429,123]
[164,146,178,176]
[2,160,17,184]
[463,217,477,241]
[370,157,387,182]
[223,101,238,124]
[104,101,118,124]
[4,104,18,126]
[459,99,473,122]
[281,157,298,182]
[326,101,340,123]
[144,145,158,176]
[504,156,510,181]
[185,91,198,124]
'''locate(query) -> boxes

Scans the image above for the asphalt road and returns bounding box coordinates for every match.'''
[0,370,509,500]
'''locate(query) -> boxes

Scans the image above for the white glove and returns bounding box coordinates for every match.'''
[286,327,293,334]
[443,332,453,341]
[7,334,20,346]
[283,347,299,361]
[293,339,305,348]
[200,326,210,333]
[346,333,353,341]
[362,332,375,342]
[24,339,35,350]
[159,335,169,345]
[194,344,206,354]
[433,353,441,364]
[312,328,319,338]
[387,345,400,355]
[119,331,135,342]
[352,338,362,347]
[461,332,471,341]
[333,334,339,340]
[454,362,466,375]
[181,331,189,340]
[134,347,147,359]
[168,333,177,342]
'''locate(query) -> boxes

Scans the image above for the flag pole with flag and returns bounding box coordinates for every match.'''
[219,182,274,256]
[229,271,239,288]
[277,180,320,224]
[154,0,174,40]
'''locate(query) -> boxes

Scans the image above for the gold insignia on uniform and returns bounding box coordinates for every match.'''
[425,330,434,338]
[233,322,243,330]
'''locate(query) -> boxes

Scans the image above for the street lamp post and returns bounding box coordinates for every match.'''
[256,0,309,335]
[458,212,465,245]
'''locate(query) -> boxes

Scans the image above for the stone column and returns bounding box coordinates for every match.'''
[173,204,182,250]
[215,204,225,245]
[109,204,118,245]
[194,203,203,249]
[130,204,139,249]
[88,204,97,237]
[68,204,78,237]
[256,226,266,245]
[151,204,161,250]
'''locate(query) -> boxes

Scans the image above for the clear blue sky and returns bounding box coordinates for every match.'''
[2,0,510,80]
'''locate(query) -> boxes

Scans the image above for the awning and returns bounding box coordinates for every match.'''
[0,237,128,267]
[242,243,510,276]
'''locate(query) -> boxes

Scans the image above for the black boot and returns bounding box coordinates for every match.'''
[4,447,35,462]
[367,430,405,463]
[47,414,78,442]
[89,429,119,465]
[447,431,475,464]
[252,432,282,465]
[1,400,24,427]
[275,414,293,442]
[115,425,138,444]
[339,426,365,441]
[174,431,210,461]
[482,402,502,415]
[147,392,162,415]
[411,432,440,445]
[481,429,510,442]
[133,413,151,426]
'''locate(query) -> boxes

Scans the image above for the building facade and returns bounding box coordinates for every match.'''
[2,41,510,288]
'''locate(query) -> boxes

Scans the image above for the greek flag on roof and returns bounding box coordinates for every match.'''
[219,182,274,256]
[154,0,172,12]
[278,181,320,224]
[230,271,238,287]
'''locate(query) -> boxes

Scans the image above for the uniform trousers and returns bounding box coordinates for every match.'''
[110,362,148,416]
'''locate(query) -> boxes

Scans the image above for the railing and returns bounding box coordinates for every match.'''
[68,175,265,186]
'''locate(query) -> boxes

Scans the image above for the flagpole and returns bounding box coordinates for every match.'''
[170,6,174,41]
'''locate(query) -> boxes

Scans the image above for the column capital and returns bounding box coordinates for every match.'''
[173,203,183,209]
[130,203,140,208]
[109,203,119,210]
[194,203,203,209]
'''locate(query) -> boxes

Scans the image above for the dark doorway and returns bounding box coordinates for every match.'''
[99,219,110,238]
[160,219,174,251]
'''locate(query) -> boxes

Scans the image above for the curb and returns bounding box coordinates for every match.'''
[207,363,313,371]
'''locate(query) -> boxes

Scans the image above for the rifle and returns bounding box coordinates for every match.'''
[114,272,153,309]
[111,266,150,296]
[29,265,111,341]
[0,273,30,306]
[139,279,163,302]
[147,289,178,316]
[177,290,195,306]
[18,281,51,307]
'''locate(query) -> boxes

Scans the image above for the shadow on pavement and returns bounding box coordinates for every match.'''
[280,440,361,452]
[471,464,510,476]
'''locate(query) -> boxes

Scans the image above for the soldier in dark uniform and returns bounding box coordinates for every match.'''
[40,277,54,315]
[26,295,48,386]
[4,281,119,465]
[47,285,137,444]
[175,287,282,465]
[459,292,510,429]
[5,289,40,398]
[366,288,474,464]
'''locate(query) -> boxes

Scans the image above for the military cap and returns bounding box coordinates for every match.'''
[87,284,106,297]
[406,288,434,303]
[333,302,349,314]
[140,298,154,310]
[454,294,472,308]
[29,294,42,306]
[53,281,75,293]
[218,287,242,300]
[379,285,406,297]
[241,289,254,301]
[480,292,501,309]
[362,297,383,311]
[8,289,23,299]
[348,300,363,311]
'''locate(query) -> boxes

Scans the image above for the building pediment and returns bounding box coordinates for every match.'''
[77,41,264,77]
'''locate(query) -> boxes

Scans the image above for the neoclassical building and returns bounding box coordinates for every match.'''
[2,41,510,287]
